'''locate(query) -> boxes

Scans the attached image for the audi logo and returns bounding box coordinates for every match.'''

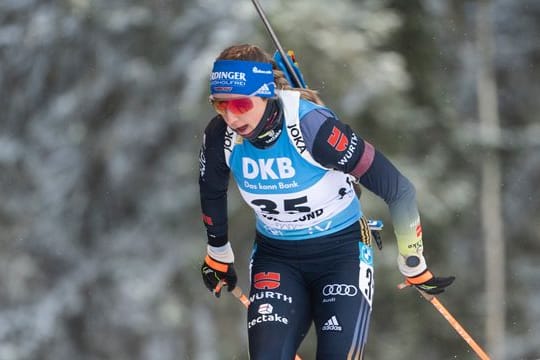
[322,284,358,297]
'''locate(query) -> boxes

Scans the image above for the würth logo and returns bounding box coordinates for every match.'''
[327,126,349,151]
[253,272,281,290]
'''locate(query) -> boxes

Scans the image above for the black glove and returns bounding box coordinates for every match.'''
[201,255,237,297]
[406,269,455,295]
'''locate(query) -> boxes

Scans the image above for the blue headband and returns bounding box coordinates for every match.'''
[210,60,275,98]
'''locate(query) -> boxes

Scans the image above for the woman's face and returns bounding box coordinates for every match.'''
[210,95,267,137]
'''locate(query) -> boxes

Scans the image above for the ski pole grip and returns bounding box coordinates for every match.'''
[231,286,251,308]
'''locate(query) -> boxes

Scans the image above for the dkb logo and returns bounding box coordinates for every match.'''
[242,157,295,180]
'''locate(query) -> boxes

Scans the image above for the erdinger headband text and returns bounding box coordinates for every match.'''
[210,60,275,98]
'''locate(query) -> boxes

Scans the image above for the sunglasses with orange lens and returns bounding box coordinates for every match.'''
[210,97,254,115]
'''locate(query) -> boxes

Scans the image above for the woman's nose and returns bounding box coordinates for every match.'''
[223,111,240,126]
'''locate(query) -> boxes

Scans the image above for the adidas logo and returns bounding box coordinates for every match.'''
[321,315,342,331]
[255,83,272,95]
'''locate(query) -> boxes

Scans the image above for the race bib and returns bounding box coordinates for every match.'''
[358,242,374,307]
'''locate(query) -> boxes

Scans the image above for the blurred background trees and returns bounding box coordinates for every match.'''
[0,0,538,359]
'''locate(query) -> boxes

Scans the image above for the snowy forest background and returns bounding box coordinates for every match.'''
[0,0,539,359]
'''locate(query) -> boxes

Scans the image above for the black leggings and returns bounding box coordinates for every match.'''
[247,220,374,360]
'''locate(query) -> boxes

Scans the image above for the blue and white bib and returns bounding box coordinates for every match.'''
[225,90,362,240]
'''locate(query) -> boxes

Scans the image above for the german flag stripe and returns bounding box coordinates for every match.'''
[359,217,372,246]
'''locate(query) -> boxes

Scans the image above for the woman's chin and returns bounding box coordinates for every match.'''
[237,127,254,137]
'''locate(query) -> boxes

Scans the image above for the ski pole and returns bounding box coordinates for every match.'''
[216,281,303,360]
[398,283,491,360]
[230,285,250,308]
[215,280,250,307]
[249,0,304,88]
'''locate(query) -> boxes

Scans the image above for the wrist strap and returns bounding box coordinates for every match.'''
[205,255,229,273]
[406,270,433,285]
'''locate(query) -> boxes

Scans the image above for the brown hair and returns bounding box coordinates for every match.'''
[216,44,324,105]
